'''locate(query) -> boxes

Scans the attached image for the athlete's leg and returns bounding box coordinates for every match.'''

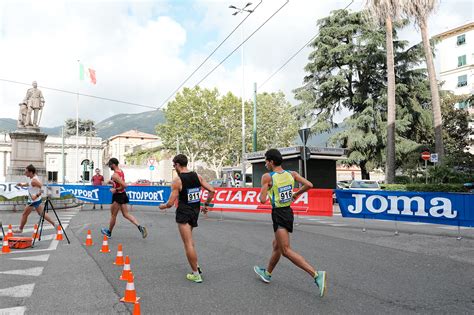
[14,205,34,232]
[178,223,198,272]
[108,202,120,232]
[275,228,316,277]
[35,204,56,227]
[267,239,282,273]
[120,203,139,227]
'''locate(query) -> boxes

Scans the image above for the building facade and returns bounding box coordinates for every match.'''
[435,22,474,154]
[0,133,103,183]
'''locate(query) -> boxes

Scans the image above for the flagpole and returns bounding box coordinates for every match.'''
[76,59,80,183]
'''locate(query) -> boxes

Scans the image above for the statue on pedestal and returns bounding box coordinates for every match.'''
[20,81,45,128]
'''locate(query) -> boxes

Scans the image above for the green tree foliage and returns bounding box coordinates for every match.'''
[295,9,433,179]
[158,87,298,178]
[64,118,96,136]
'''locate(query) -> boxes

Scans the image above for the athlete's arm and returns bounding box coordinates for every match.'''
[259,173,272,204]
[198,175,215,213]
[159,177,181,209]
[31,178,42,201]
[291,171,313,200]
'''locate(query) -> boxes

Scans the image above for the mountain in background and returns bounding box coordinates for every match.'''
[1,110,344,146]
[0,110,166,139]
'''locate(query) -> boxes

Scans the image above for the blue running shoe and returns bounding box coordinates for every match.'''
[315,271,327,297]
[253,266,271,283]
[101,228,112,239]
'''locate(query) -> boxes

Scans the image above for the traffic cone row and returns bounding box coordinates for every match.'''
[1,236,10,254]
[83,230,141,313]
[114,244,124,265]
[85,230,93,246]
[56,226,64,241]
[100,235,110,253]
[32,224,39,239]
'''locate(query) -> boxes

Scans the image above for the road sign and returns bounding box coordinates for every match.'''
[147,159,156,166]
[421,151,430,161]
[430,153,438,163]
[149,165,155,171]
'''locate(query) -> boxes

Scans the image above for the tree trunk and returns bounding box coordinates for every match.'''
[385,16,396,184]
[360,161,371,180]
[420,18,444,163]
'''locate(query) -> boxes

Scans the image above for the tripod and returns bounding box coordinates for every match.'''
[32,197,70,247]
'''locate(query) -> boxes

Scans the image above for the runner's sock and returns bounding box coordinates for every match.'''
[193,271,200,276]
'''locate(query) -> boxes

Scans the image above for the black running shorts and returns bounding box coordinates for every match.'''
[176,205,200,228]
[112,192,129,204]
[271,206,294,233]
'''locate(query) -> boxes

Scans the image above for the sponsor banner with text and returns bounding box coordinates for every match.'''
[202,188,333,216]
[336,189,474,227]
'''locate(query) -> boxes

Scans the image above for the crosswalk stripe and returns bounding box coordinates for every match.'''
[0,306,26,315]
[0,267,44,277]
[10,254,50,262]
[0,284,35,298]
[329,224,348,227]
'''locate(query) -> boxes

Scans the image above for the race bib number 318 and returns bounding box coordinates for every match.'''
[278,185,293,203]
[187,188,201,203]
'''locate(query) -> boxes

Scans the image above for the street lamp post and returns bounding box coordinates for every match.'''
[229,2,254,187]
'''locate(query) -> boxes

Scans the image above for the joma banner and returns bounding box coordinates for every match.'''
[202,188,333,216]
[336,189,474,227]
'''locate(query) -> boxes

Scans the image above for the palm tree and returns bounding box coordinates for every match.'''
[403,0,444,163]
[365,0,403,184]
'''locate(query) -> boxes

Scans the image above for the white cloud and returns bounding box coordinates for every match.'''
[0,0,471,128]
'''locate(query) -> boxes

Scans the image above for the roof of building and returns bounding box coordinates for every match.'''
[433,22,474,40]
[109,129,159,141]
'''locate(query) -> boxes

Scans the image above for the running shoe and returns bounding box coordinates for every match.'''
[139,226,148,239]
[186,273,203,283]
[315,271,327,297]
[253,266,271,283]
[101,228,112,239]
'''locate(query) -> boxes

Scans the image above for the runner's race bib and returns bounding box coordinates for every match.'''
[187,187,201,204]
[278,185,293,203]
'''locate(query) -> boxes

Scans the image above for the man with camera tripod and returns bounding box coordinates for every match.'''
[13,164,56,234]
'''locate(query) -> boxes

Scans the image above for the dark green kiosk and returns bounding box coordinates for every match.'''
[245,146,346,189]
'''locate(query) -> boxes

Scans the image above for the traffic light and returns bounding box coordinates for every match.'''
[90,161,94,170]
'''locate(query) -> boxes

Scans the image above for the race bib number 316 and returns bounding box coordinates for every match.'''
[187,188,201,203]
[278,185,293,203]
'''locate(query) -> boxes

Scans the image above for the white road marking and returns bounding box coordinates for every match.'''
[10,254,50,262]
[0,284,35,298]
[0,306,26,315]
[0,267,44,277]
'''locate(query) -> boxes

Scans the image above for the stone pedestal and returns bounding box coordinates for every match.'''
[6,128,48,182]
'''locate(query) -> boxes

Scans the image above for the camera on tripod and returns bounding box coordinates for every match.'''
[43,185,61,199]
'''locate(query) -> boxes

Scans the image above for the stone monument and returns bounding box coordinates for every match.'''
[6,81,48,182]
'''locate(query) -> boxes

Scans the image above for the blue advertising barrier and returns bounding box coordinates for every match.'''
[54,185,171,206]
[336,189,474,227]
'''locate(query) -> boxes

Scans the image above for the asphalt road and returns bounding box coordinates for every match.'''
[0,205,473,314]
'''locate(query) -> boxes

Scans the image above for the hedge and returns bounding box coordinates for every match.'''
[382,183,467,192]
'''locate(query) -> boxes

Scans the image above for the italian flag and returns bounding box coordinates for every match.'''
[79,63,97,85]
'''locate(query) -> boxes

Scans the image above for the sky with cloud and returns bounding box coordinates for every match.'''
[0,0,472,128]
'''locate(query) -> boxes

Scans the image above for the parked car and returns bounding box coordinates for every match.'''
[209,179,226,188]
[337,180,352,189]
[132,179,151,186]
[348,180,380,191]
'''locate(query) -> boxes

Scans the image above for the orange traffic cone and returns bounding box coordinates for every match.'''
[85,230,93,246]
[7,224,13,238]
[32,224,39,239]
[1,236,10,254]
[119,255,132,281]
[133,301,141,315]
[100,235,110,253]
[56,226,64,241]
[120,272,140,304]
[113,244,124,265]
